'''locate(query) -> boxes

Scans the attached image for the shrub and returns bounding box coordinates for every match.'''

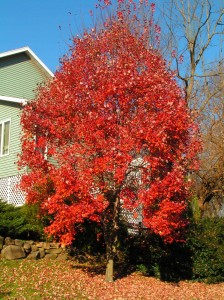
[128,217,224,283]
[187,217,224,283]
[0,199,44,240]
[128,231,192,282]
[158,242,192,282]
[72,220,105,255]
[17,204,46,240]
[0,199,25,238]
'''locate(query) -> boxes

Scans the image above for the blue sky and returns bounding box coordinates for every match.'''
[1,1,223,74]
[0,0,98,72]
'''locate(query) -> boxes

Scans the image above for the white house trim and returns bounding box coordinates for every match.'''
[0,95,27,105]
[0,46,54,78]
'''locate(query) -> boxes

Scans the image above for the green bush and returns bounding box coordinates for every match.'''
[156,242,192,282]
[72,220,105,255]
[17,204,47,240]
[0,199,44,240]
[187,217,224,283]
[127,218,224,283]
[128,232,162,271]
[0,200,24,238]
[128,232,192,282]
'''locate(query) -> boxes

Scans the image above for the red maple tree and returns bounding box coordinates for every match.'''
[19,1,200,282]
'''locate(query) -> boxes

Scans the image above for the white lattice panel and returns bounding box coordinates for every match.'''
[0,175,25,206]
[121,204,143,234]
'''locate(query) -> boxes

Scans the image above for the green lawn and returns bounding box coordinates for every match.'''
[0,259,87,299]
[1,258,224,300]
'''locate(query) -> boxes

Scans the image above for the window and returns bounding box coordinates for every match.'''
[0,119,10,156]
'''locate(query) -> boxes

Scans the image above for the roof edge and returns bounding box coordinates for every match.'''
[0,95,27,105]
[0,46,54,78]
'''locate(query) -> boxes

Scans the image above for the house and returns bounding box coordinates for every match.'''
[0,47,53,206]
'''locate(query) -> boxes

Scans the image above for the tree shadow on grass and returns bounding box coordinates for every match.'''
[71,263,105,276]
[158,245,193,283]
[70,258,136,281]
[0,291,12,299]
[70,258,192,283]
[135,254,193,284]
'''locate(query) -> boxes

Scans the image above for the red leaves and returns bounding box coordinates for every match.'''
[19,4,200,246]
[2,259,224,299]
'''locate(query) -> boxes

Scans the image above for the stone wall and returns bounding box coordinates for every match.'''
[0,236,68,260]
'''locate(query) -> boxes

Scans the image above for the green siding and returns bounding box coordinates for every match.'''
[0,101,22,178]
[0,50,52,179]
[0,52,49,99]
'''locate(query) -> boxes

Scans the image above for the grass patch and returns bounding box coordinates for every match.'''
[0,258,224,299]
[0,259,87,299]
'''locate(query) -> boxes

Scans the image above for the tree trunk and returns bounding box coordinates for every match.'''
[103,194,120,282]
[105,258,114,282]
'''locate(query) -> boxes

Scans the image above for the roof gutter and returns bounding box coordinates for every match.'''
[0,95,28,105]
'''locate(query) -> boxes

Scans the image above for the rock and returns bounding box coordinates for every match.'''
[36,242,44,248]
[43,242,50,250]
[50,242,60,249]
[39,249,45,258]
[23,243,31,252]
[44,253,58,260]
[1,245,26,260]
[0,236,4,250]
[0,236,70,262]
[45,248,62,254]
[60,245,67,252]
[26,251,40,260]
[25,240,34,245]
[4,237,14,246]
[15,239,24,247]
[31,245,38,252]
[56,253,69,261]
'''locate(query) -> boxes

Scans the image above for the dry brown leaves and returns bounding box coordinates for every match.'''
[0,259,223,299]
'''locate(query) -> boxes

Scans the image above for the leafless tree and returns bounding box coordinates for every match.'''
[154,0,224,216]
[196,62,224,216]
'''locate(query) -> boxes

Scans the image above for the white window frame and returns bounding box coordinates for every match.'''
[0,118,11,156]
